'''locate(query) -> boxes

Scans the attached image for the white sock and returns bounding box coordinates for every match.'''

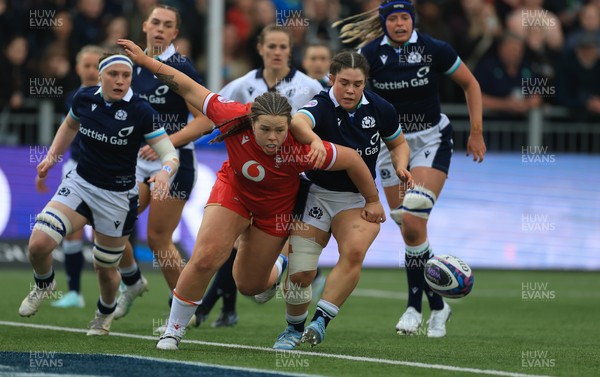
[164,290,201,338]
[275,255,285,278]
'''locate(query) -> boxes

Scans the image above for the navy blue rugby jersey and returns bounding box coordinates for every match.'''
[64,87,83,162]
[69,86,164,191]
[360,31,461,134]
[299,89,401,193]
[132,44,204,138]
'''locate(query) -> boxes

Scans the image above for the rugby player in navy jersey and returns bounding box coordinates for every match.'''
[19,53,179,337]
[272,51,414,350]
[337,0,486,338]
[38,45,104,309]
[112,4,214,322]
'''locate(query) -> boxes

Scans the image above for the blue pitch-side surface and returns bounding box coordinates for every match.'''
[0,352,298,377]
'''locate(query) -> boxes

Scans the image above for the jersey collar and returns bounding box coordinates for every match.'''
[380,31,418,48]
[328,88,369,109]
[255,67,297,89]
[144,43,177,61]
[94,87,134,102]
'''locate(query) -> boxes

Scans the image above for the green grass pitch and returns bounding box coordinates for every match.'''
[1,268,598,376]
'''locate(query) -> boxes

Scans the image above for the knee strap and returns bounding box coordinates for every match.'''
[400,185,437,220]
[288,235,323,275]
[92,241,125,268]
[34,207,73,244]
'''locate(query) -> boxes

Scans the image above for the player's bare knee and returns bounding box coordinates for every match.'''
[27,235,52,259]
[237,280,265,296]
[400,215,426,244]
[147,229,171,251]
[189,248,226,273]
[341,246,367,266]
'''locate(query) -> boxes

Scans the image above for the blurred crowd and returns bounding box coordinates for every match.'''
[1,0,600,123]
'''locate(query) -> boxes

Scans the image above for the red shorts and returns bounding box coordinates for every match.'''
[206,175,290,238]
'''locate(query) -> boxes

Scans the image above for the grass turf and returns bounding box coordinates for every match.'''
[0,268,598,376]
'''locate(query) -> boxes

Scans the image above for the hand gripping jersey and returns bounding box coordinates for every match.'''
[203,93,337,218]
[360,31,461,134]
[297,89,401,193]
[69,86,164,191]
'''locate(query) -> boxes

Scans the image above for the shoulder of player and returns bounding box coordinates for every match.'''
[414,31,452,52]
[363,89,394,109]
[300,91,334,112]
[290,70,322,87]
[360,36,385,55]
[220,70,260,92]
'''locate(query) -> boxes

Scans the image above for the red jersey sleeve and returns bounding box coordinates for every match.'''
[299,141,336,171]
[317,141,337,170]
[203,93,252,134]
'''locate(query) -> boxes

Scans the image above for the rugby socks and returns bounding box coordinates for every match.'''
[312,299,339,328]
[287,311,308,333]
[424,253,445,311]
[63,239,84,293]
[404,241,430,313]
[120,262,142,286]
[97,297,116,315]
[34,269,55,289]
[167,290,201,337]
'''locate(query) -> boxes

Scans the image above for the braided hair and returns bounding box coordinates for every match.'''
[333,0,415,48]
[210,92,292,143]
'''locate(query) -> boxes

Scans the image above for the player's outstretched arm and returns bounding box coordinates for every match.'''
[118,39,211,116]
[328,144,386,224]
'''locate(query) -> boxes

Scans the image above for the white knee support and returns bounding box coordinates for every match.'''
[284,278,313,305]
[400,185,437,220]
[34,207,73,244]
[288,235,323,275]
[92,241,125,268]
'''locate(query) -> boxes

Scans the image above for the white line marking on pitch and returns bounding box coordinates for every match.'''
[0,321,554,377]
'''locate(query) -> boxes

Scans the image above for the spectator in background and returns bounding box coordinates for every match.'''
[447,0,503,69]
[564,4,600,53]
[0,0,22,48]
[474,32,542,117]
[301,41,332,88]
[182,0,207,69]
[39,43,79,108]
[0,35,31,110]
[126,0,159,45]
[196,23,252,84]
[246,0,276,69]
[555,32,600,121]
[304,0,342,52]
[101,16,129,49]
[416,0,451,42]
[226,0,254,51]
[506,0,563,79]
[72,0,107,54]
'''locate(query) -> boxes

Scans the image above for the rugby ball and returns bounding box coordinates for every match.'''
[424,255,474,298]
